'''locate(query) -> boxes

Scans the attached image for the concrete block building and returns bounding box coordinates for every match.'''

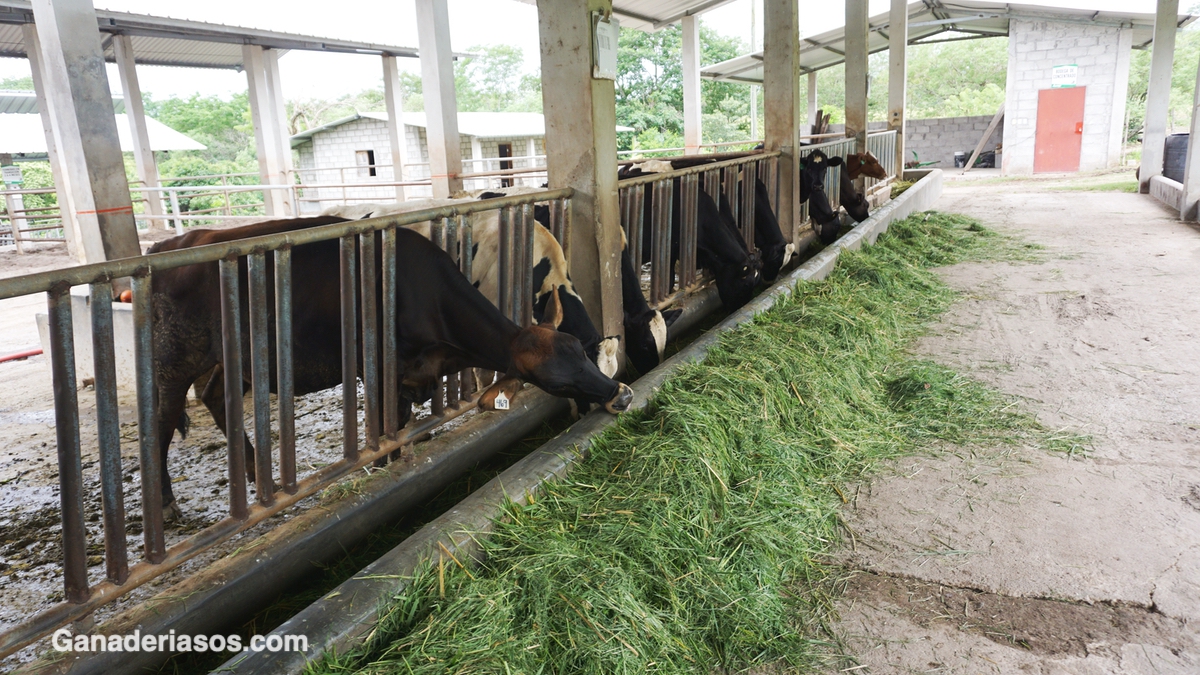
[291,111,549,212]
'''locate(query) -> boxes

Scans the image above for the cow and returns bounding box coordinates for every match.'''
[323,197,620,379]
[147,217,633,517]
[620,244,682,375]
[620,163,763,309]
[799,150,843,245]
[836,151,889,223]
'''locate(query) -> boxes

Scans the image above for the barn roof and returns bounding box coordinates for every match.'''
[290,111,635,148]
[0,0,422,70]
[0,112,205,155]
[699,0,1196,83]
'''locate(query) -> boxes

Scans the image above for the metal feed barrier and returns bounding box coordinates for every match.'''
[0,188,572,658]
[796,130,899,230]
[618,151,782,307]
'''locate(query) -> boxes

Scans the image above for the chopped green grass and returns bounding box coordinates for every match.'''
[306,211,1086,675]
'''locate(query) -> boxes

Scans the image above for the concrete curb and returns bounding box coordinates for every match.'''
[218,169,944,674]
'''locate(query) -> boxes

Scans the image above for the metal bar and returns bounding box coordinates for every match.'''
[0,188,574,302]
[89,281,128,584]
[741,161,757,250]
[498,206,512,321]
[429,219,446,419]
[247,253,274,507]
[650,180,671,303]
[442,217,459,407]
[458,217,475,401]
[168,190,184,235]
[521,203,535,327]
[663,179,675,297]
[381,228,399,437]
[340,236,359,461]
[274,247,296,494]
[360,231,381,450]
[634,184,647,270]
[723,166,738,227]
[130,272,167,563]
[218,258,249,521]
[682,174,698,288]
[46,286,88,604]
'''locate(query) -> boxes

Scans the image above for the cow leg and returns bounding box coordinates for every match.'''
[155,379,193,522]
[199,364,258,482]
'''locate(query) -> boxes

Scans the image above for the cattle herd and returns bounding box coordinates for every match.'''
[144,151,886,517]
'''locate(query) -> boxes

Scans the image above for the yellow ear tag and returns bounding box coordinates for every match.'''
[494,391,509,410]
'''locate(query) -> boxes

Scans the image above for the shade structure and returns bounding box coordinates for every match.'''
[0,112,205,156]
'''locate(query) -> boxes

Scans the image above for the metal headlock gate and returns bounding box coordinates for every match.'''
[0,187,571,658]
[618,151,782,307]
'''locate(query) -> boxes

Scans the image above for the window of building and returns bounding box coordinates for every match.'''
[498,143,513,188]
[356,149,377,177]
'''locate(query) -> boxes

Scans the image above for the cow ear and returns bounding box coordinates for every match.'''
[479,376,523,411]
[544,286,564,329]
[829,156,844,167]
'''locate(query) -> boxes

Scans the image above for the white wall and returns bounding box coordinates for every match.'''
[1002,18,1132,175]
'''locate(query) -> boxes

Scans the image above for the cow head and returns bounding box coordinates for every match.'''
[714,193,763,308]
[847,152,888,180]
[625,306,682,374]
[492,288,634,414]
[752,178,790,282]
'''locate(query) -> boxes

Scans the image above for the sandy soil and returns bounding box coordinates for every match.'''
[834,174,1200,673]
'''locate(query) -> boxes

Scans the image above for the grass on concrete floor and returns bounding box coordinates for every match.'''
[307,211,1082,675]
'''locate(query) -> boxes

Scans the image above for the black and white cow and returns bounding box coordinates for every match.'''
[323,198,620,379]
[799,150,843,245]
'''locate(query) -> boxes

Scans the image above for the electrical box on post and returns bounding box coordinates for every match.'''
[592,11,619,80]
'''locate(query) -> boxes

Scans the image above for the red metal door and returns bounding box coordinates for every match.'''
[1034,87,1086,173]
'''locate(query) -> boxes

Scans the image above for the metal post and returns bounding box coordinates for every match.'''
[382,55,410,202]
[274,247,296,493]
[888,0,908,177]
[168,190,184,235]
[113,34,165,227]
[218,259,249,520]
[28,0,142,264]
[682,14,702,156]
[537,0,624,367]
[339,236,359,461]
[416,0,464,198]
[807,72,818,134]
[3,187,25,253]
[763,0,801,244]
[89,281,128,584]
[247,253,274,506]
[1140,0,1180,192]
[845,0,870,157]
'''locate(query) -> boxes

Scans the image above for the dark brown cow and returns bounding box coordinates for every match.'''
[147,217,632,516]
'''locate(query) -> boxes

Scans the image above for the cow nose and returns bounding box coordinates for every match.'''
[605,383,634,414]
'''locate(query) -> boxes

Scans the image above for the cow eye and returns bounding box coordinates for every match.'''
[742,266,748,272]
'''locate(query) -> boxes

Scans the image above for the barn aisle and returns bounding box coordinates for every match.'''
[834,177,1200,673]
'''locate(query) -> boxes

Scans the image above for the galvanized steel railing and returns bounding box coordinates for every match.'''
[618,151,781,307]
[0,187,572,659]
[796,130,898,228]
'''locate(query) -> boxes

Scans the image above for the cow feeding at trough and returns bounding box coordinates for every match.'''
[147,217,633,517]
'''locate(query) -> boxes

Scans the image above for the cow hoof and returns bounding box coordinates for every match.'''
[163,500,182,523]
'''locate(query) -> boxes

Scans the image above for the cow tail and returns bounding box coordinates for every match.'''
[176,411,191,440]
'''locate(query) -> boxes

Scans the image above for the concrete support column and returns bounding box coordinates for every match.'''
[845,0,869,155]
[22,24,79,257]
[536,0,623,360]
[263,49,294,214]
[763,0,801,243]
[30,0,140,264]
[416,0,463,198]
[1179,50,1200,219]
[806,71,818,134]
[382,54,409,201]
[243,45,287,216]
[887,0,908,175]
[682,14,702,155]
[113,34,165,228]
[1140,0,1179,192]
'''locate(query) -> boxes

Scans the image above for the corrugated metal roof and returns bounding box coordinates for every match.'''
[701,0,1196,84]
[510,0,738,32]
[0,0,423,70]
[0,90,125,114]
[291,111,634,147]
[0,112,205,154]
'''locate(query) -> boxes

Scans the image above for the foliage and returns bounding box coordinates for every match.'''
[305,212,1083,675]
[0,75,34,90]
[143,92,257,167]
[454,44,543,113]
[616,22,752,150]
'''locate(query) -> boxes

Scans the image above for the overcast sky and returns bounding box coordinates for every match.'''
[0,0,1169,102]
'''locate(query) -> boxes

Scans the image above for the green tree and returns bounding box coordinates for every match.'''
[454,44,542,112]
[143,92,256,165]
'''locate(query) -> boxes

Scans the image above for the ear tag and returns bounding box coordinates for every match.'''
[494,391,510,410]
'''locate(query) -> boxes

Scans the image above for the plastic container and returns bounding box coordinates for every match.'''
[954,151,967,168]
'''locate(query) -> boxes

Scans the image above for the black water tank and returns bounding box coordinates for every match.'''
[1163,133,1189,182]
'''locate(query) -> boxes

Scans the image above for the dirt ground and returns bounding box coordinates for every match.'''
[834,172,1200,673]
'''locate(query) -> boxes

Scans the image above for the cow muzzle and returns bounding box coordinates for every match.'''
[605,383,634,414]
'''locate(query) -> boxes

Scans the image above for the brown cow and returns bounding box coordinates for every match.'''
[147,217,632,517]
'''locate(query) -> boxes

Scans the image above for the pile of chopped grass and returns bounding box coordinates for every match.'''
[890,179,914,198]
[308,211,1081,675]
